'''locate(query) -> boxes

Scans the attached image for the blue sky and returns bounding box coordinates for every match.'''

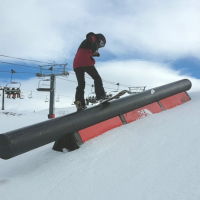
[172,57,200,79]
[0,0,200,111]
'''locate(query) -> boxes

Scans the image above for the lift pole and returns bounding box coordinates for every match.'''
[2,88,4,110]
[0,87,5,110]
[48,74,55,119]
[36,63,69,119]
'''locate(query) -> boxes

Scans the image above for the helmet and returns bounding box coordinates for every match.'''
[96,33,106,47]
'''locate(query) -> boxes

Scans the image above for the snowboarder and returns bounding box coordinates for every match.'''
[73,32,106,111]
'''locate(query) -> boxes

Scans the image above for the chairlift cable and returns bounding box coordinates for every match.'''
[15,101,21,112]
[0,55,54,64]
[0,61,132,87]
[0,55,135,88]
[0,61,51,70]
[0,70,132,91]
[62,66,134,87]
[21,89,72,98]
[56,77,118,90]
[0,70,36,75]
[58,68,134,88]
[0,55,132,87]
[0,61,40,69]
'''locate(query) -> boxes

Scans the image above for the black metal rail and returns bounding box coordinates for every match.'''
[0,79,192,159]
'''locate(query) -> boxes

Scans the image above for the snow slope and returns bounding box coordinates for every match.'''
[0,92,200,200]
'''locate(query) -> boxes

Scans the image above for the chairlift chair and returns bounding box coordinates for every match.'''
[4,70,21,99]
[71,98,75,105]
[109,83,120,95]
[91,96,97,104]
[114,83,120,92]
[5,88,11,98]
[128,86,146,94]
[37,79,53,92]
[28,91,33,99]
[4,82,21,98]
[0,86,2,96]
[85,98,89,105]
[12,88,17,99]
[86,84,98,105]
[20,92,24,99]
[56,95,60,102]
[45,95,49,103]
[16,88,21,98]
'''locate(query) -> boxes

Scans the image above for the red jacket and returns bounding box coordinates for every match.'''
[73,32,99,69]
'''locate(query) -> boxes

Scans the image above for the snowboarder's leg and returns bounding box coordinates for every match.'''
[85,66,106,100]
[74,68,86,109]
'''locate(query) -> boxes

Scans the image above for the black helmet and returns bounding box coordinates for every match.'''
[96,33,106,47]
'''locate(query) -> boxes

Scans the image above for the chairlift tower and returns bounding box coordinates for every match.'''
[36,63,69,119]
[0,86,5,110]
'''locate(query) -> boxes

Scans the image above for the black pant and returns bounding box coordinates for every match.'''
[74,66,105,106]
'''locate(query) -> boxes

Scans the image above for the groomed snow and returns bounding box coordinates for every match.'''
[0,91,200,200]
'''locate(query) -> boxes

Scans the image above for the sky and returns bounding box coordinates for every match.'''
[0,0,200,111]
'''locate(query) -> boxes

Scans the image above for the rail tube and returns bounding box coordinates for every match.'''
[0,79,192,159]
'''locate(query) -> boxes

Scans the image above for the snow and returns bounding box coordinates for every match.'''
[0,91,200,200]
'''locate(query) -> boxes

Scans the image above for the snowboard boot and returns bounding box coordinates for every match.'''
[98,93,107,103]
[74,101,87,111]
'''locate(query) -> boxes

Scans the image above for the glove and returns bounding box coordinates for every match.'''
[93,52,100,57]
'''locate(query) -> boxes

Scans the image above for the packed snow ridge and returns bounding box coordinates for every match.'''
[0,91,200,200]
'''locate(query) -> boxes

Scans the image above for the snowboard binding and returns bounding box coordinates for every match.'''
[74,101,87,111]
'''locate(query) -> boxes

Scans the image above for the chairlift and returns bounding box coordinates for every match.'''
[37,79,52,92]
[128,86,146,94]
[86,84,112,105]
[12,88,17,99]
[85,98,89,105]
[0,86,2,96]
[5,85,21,97]
[45,95,49,103]
[4,87,20,99]
[114,83,119,92]
[109,83,120,95]
[56,95,60,102]
[20,92,24,99]
[4,70,22,98]
[86,84,98,105]
[28,91,33,99]
[71,99,75,105]
[6,88,11,98]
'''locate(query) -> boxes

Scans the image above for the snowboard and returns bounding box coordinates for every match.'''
[99,90,128,105]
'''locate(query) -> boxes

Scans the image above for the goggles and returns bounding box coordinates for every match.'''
[99,39,105,47]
